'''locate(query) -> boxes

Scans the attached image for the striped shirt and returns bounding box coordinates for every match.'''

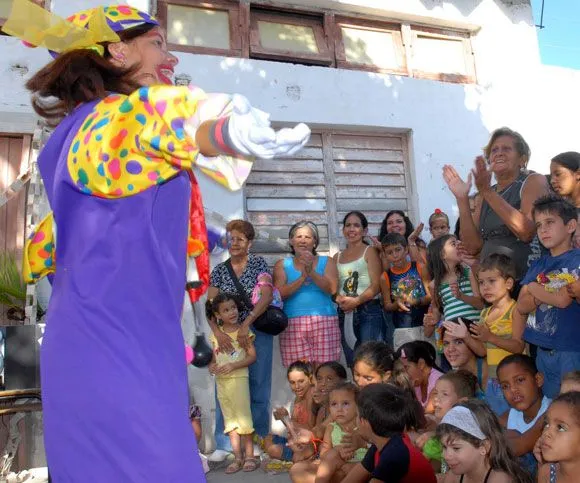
[439,267,480,322]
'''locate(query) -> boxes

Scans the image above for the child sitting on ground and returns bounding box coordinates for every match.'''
[263,360,314,463]
[415,370,478,473]
[497,354,551,477]
[516,194,580,399]
[469,253,525,415]
[207,293,258,474]
[437,400,533,482]
[344,384,436,482]
[397,340,444,414]
[536,391,580,483]
[310,383,367,483]
[289,362,348,482]
[353,341,396,388]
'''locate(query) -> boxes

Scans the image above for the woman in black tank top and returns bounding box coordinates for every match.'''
[443,127,549,281]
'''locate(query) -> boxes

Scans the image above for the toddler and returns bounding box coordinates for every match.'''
[470,253,525,414]
[208,293,258,474]
[315,383,367,483]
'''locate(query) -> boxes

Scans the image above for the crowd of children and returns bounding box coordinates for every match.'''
[199,186,579,481]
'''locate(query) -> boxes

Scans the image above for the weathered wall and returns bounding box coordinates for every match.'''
[1,0,578,453]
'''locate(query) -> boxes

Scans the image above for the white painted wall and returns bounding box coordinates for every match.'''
[1,0,579,453]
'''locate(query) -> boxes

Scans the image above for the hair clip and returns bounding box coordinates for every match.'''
[434,208,442,214]
[400,349,407,359]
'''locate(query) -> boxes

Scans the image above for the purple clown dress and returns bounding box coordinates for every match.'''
[24,85,252,481]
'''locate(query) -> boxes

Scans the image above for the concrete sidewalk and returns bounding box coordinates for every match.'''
[206,460,291,483]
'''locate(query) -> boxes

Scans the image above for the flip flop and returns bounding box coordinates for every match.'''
[225,459,244,474]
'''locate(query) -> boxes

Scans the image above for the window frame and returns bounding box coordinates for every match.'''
[157,0,242,57]
[248,7,333,66]
[334,16,407,75]
[158,0,478,85]
[409,25,476,84]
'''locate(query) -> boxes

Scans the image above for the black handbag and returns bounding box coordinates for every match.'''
[224,260,288,336]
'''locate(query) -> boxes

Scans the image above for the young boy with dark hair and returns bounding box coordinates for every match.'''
[515,194,580,399]
[497,354,551,476]
[341,384,435,483]
[380,233,431,350]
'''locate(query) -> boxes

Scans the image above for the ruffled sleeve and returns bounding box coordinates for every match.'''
[67,85,253,198]
[22,212,55,283]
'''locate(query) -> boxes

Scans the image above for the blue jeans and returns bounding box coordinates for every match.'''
[339,300,386,367]
[536,347,580,399]
[214,330,273,451]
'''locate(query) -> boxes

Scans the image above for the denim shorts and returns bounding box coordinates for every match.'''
[272,435,293,461]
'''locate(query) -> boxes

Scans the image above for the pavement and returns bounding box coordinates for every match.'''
[206,459,291,483]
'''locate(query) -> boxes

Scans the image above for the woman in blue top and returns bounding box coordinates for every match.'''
[274,221,341,367]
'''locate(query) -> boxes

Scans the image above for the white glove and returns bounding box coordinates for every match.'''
[227,94,310,159]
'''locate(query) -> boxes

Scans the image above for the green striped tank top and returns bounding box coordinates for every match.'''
[439,267,480,322]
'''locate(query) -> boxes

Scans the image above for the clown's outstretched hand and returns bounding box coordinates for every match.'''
[227,94,310,159]
[196,93,310,161]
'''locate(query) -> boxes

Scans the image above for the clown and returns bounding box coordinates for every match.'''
[3,1,310,481]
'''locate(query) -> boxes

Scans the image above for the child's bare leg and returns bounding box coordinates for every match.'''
[242,433,254,459]
[229,430,242,460]
[332,462,357,482]
[290,460,318,483]
[191,419,202,443]
[266,443,284,459]
[315,448,345,483]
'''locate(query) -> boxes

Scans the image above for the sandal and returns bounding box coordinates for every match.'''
[242,458,259,472]
[225,459,244,474]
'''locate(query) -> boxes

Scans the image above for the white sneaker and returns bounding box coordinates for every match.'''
[207,449,232,462]
[199,452,210,474]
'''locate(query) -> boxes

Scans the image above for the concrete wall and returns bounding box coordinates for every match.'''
[1,0,579,453]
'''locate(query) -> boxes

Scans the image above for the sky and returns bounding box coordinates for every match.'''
[531,0,580,70]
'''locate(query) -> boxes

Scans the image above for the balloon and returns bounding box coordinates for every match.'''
[185,345,194,364]
[192,335,213,368]
[206,224,227,255]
